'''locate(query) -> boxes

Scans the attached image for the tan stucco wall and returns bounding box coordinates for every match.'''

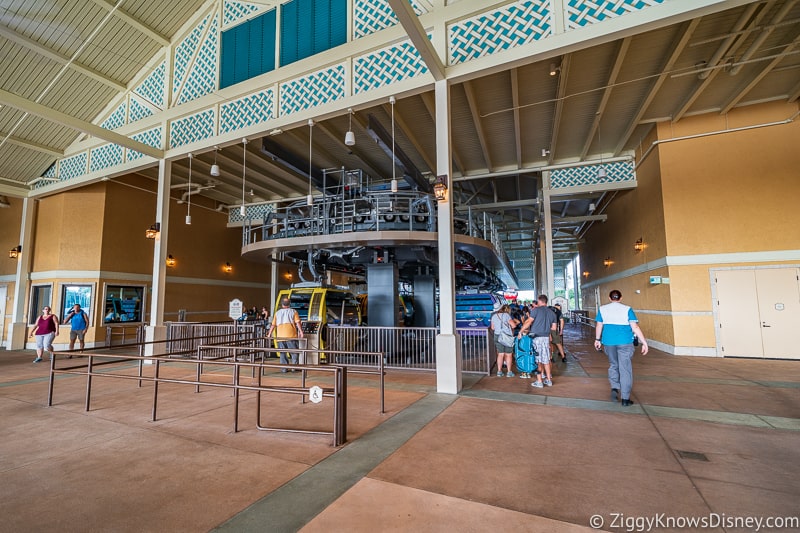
[580,101,800,354]
[659,101,800,256]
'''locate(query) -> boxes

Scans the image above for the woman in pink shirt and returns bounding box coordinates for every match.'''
[29,306,59,363]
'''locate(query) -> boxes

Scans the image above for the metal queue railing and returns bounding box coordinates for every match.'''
[165,322,263,356]
[46,352,348,446]
[195,344,385,414]
[105,324,145,348]
[326,325,493,375]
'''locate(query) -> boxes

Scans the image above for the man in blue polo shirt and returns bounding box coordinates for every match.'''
[594,290,648,406]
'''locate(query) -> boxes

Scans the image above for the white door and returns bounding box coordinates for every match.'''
[0,285,6,347]
[716,270,763,357]
[756,268,800,359]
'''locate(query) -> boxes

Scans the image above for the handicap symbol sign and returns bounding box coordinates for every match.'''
[309,385,323,404]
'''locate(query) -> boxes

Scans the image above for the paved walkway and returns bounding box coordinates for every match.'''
[1,326,798,532]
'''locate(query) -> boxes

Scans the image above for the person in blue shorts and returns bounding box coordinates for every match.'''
[594,290,649,406]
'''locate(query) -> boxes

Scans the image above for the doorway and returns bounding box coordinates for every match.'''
[714,267,800,359]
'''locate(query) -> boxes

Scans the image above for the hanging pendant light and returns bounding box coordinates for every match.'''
[307,119,314,206]
[345,108,356,146]
[240,138,247,217]
[389,96,398,193]
[597,115,606,179]
[210,145,220,177]
[186,153,193,225]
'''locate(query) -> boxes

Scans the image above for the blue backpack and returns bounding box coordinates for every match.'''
[514,335,537,373]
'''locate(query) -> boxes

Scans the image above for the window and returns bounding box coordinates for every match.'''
[280,0,346,66]
[103,285,145,324]
[28,284,52,325]
[60,284,93,325]
[220,9,277,89]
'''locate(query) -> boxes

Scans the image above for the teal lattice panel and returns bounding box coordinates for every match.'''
[59,153,88,181]
[223,0,263,28]
[566,0,665,29]
[127,127,162,161]
[90,144,124,172]
[43,163,56,178]
[101,102,127,130]
[173,14,210,100]
[228,203,274,224]
[220,89,274,134]
[353,0,427,39]
[550,161,635,189]
[177,14,219,105]
[354,39,428,94]
[128,95,155,123]
[280,65,345,116]
[169,109,216,149]
[134,61,165,108]
[449,1,551,65]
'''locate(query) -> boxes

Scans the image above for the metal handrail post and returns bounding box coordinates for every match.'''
[195,345,203,393]
[233,363,240,433]
[85,354,93,412]
[151,359,160,421]
[380,352,385,414]
[47,356,55,407]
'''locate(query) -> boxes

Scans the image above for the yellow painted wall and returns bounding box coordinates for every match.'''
[659,101,800,256]
[579,101,800,354]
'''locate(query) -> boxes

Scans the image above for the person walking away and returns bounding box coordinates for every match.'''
[30,306,59,363]
[267,298,304,372]
[594,290,649,406]
[550,303,566,363]
[521,295,557,388]
[63,304,89,356]
[490,303,516,377]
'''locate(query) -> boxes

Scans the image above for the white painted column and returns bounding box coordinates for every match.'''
[270,253,279,311]
[145,159,171,355]
[434,78,462,394]
[7,198,36,350]
[542,171,555,298]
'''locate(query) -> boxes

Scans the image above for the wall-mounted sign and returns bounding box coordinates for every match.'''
[649,276,662,285]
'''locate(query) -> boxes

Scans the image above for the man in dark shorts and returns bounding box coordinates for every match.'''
[550,303,566,363]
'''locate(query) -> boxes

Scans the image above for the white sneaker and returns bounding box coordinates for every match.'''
[531,381,543,388]
[544,379,553,387]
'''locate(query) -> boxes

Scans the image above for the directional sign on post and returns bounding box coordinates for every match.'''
[229,299,244,320]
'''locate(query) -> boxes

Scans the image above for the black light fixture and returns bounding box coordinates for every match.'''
[433,175,448,202]
[166,254,176,267]
[603,257,613,268]
[9,245,21,259]
[550,63,560,76]
[634,238,645,252]
[224,262,233,274]
[145,222,160,239]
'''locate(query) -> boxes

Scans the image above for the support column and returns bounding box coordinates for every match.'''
[7,198,36,350]
[434,78,462,394]
[145,159,171,356]
[270,253,279,312]
[542,171,555,298]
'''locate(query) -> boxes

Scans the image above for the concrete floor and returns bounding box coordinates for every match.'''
[0,326,798,532]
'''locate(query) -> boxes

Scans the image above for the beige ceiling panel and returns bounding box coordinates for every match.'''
[0,144,54,183]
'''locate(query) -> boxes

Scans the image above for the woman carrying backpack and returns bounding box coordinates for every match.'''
[490,303,516,377]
